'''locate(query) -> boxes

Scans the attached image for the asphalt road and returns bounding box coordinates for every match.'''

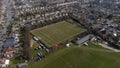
[0,0,13,46]
[1,0,12,34]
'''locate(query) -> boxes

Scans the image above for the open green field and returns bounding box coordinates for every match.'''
[31,20,86,47]
[26,42,120,68]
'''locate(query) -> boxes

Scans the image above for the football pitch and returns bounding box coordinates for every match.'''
[31,20,86,47]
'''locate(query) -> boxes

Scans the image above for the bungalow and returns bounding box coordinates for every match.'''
[16,62,28,68]
[73,34,93,45]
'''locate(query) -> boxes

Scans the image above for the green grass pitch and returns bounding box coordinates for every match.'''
[26,42,120,68]
[31,20,86,47]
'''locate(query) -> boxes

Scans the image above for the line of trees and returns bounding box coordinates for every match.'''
[20,25,31,60]
[31,16,69,30]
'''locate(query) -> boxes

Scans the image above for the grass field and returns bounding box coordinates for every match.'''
[31,20,86,47]
[26,42,120,68]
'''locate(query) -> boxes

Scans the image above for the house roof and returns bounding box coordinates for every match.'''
[0,58,5,64]
[3,46,15,52]
[75,34,93,45]
[5,60,10,65]
[17,63,28,68]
